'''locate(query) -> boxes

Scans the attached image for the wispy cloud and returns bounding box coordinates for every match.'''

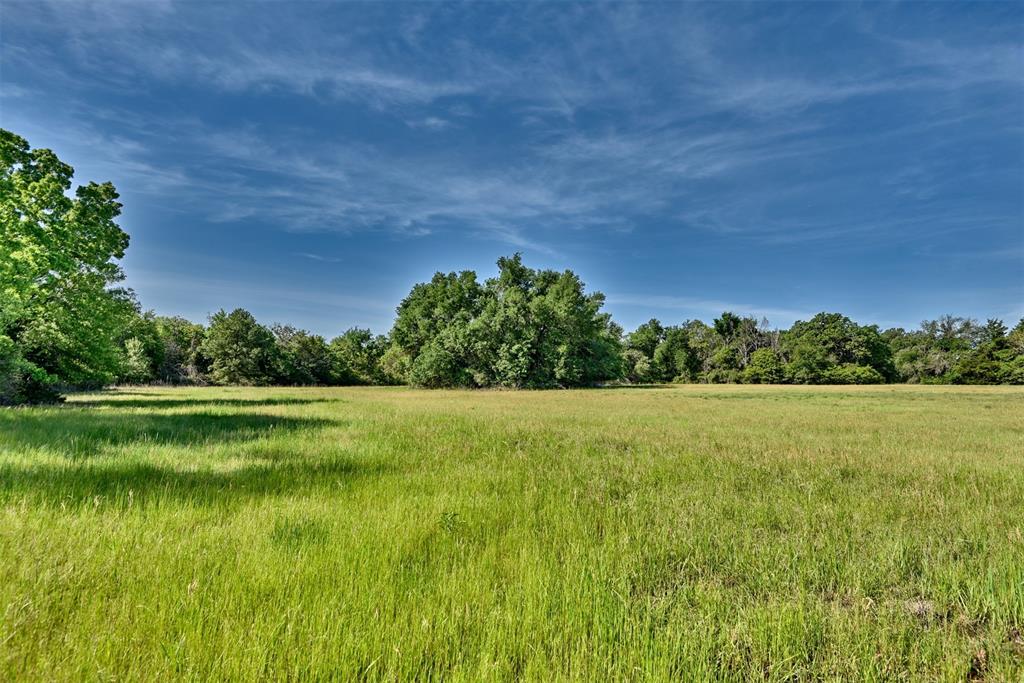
[294,253,343,263]
[405,116,452,131]
[3,0,1020,317]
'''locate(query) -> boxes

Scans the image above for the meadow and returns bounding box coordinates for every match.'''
[1,385,1022,681]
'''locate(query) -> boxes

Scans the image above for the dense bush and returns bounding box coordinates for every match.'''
[783,313,895,383]
[409,342,467,388]
[824,364,885,385]
[742,348,784,384]
[0,335,62,405]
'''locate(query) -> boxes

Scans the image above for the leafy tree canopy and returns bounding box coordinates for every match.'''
[202,309,279,386]
[1,128,128,329]
[390,254,621,388]
[1,128,134,397]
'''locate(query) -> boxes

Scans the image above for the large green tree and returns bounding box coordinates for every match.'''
[390,255,622,388]
[471,255,622,388]
[1,128,133,400]
[153,316,208,384]
[653,325,700,382]
[390,269,484,388]
[783,313,895,384]
[273,325,334,385]
[950,318,1024,385]
[742,348,785,384]
[329,328,389,385]
[624,319,665,382]
[201,309,279,386]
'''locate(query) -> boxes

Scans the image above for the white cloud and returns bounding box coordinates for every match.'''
[4,1,1020,259]
[405,116,452,131]
[294,253,343,263]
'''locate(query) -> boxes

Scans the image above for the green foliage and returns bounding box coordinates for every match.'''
[201,309,279,386]
[710,345,740,372]
[950,335,1024,385]
[0,334,62,405]
[121,338,152,384]
[0,336,23,404]
[1,128,134,398]
[626,319,665,360]
[622,348,653,383]
[117,310,162,382]
[378,344,412,385]
[713,311,743,343]
[618,310,1024,387]
[658,325,704,382]
[409,341,469,388]
[742,348,784,384]
[0,125,1018,394]
[153,316,208,383]
[885,316,1021,385]
[328,328,389,385]
[273,325,333,386]
[1,129,128,324]
[391,270,484,359]
[783,313,895,384]
[392,254,622,388]
[15,276,138,387]
[626,319,703,384]
[784,340,832,384]
[982,318,1008,343]
[621,312,1024,388]
[823,363,885,384]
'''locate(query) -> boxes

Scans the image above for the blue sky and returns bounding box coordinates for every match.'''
[2,1,1022,336]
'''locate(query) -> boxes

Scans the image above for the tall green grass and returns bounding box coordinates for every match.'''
[1,385,1022,680]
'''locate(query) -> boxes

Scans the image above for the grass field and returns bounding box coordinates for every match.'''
[1,385,1022,680]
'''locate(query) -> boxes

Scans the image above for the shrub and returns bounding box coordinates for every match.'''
[0,335,63,405]
[705,368,741,384]
[121,337,153,384]
[622,348,654,383]
[743,348,785,384]
[824,364,885,385]
[409,343,468,388]
[378,345,412,385]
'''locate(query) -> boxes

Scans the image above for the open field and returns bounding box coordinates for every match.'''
[1,385,1022,680]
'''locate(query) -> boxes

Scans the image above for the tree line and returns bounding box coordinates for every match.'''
[620,312,1023,386]
[3,128,1022,404]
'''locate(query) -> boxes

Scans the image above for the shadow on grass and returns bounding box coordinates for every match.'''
[0,456,387,508]
[0,408,386,506]
[68,397,336,410]
[0,409,335,456]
